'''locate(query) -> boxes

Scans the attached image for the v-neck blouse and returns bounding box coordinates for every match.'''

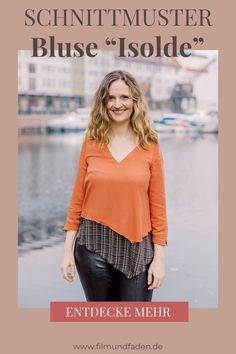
[64,138,168,245]
[106,144,139,163]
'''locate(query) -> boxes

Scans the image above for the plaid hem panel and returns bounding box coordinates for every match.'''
[76,217,154,279]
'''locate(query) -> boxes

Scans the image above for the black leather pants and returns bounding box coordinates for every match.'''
[74,243,153,302]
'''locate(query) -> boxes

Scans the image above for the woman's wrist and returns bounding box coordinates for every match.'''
[63,248,74,255]
[153,243,165,251]
[153,243,165,260]
[63,230,77,253]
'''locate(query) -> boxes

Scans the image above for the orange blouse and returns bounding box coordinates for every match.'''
[64,139,168,246]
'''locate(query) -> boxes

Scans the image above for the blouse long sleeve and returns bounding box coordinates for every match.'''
[148,143,168,245]
[64,141,88,231]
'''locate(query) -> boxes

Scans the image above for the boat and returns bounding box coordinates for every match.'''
[154,111,218,134]
[186,110,218,133]
[46,108,90,132]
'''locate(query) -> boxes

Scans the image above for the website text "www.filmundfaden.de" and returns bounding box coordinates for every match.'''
[72,342,164,351]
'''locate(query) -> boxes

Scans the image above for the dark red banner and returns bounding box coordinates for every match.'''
[50,301,188,322]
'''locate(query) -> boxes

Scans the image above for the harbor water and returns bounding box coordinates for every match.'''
[18,132,218,308]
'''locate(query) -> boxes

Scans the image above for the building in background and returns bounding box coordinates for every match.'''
[18,50,218,115]
[178,52,218,111]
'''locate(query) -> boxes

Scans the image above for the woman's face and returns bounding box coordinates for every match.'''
[106,79,134,123]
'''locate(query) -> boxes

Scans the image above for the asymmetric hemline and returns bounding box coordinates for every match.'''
[75,217,154,279]
[80,214,152,243]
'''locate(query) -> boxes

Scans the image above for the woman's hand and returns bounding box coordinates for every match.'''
[60,231,77,282]
[60,252,75,282]
[147,245,165,290]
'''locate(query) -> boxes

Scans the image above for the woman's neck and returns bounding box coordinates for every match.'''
[109,121,134,140]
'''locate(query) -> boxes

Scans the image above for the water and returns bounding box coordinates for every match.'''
[18,132,218,308]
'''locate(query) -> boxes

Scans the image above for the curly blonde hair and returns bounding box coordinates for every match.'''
[84,70,158,149]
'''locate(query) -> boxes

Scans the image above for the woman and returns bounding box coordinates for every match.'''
[60,70,168,301]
